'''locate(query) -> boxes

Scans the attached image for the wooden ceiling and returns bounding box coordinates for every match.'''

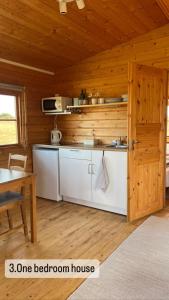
[0,0,169,72]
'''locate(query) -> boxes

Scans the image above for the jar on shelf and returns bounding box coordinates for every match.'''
[98,98,104,104]
[91,98,98,105]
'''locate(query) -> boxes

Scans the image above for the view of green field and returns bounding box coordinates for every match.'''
[0,121,18,145]
[0,95,18,145]
[167,107,169,137]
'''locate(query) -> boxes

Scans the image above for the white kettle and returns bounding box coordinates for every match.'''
[51,128,62,145]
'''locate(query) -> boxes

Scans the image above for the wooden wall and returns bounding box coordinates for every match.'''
[54,23,169,97]
[56,105,127,145]
[54,23,169,144]
[0,62,55,171]
[1,23,169,153]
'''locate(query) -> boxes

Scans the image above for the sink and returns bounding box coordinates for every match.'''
[116,145,128,149]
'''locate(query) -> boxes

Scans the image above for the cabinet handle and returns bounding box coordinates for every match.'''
[88,163,91,174]
[88,164,95,174]
[91,164,95,175]
[69,149,80,152]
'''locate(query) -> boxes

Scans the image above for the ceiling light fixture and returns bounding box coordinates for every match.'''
[58,0,67,14]
[57,0,85,14]
[76,0,85,10]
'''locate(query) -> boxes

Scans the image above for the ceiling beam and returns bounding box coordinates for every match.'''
[0,58,55,75]
[156,0,169,20]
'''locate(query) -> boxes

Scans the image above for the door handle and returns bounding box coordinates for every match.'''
[129,140,140,150]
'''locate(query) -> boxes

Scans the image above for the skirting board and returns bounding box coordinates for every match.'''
[63,196,127,216]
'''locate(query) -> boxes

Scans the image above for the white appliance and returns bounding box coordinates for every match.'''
[42,96,72,113]
[51,129,62,145]
[33,145,62,201]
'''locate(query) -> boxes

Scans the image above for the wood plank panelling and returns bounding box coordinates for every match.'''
[0,0,168,70]
[55,24,169,144]
[156,0,169,19]
[54,23,169,98]
[57,106,127,144]
[0,62,55,171]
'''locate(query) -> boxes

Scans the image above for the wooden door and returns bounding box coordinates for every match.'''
[128,63,168,221]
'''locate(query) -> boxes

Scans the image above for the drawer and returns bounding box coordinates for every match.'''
[59,148,92,160]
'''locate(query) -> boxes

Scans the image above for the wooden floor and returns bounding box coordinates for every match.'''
[0,198,169,300]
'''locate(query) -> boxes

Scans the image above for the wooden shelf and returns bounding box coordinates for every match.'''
[67,102,127,109]
[45,111,71,115]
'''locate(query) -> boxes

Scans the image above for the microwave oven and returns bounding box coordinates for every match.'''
[42,97,72,113]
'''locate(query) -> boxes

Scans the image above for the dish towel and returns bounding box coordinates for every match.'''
[95,156,109,192]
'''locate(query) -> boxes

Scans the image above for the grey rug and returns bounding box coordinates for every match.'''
[68,216,169,300]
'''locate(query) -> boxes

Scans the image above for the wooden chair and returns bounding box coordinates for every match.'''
[0,154,28,240]
[8,153,27,171]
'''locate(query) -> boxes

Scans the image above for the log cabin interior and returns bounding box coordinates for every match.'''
[1,1,169,299]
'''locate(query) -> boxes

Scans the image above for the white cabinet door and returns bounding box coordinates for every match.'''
[92,151,127,215]
[91,150,103,195]
[33,149,61,201]
[60,157,92,201]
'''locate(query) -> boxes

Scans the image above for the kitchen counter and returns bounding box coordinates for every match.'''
[33,143,128,152]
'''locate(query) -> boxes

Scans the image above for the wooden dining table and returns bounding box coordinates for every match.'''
[0,168,37,243]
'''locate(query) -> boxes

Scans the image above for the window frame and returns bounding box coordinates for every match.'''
[0,89,21,147]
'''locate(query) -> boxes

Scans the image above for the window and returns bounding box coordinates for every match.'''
[0,85,27,147]
[167,106,169,138]
[0,94,19,146]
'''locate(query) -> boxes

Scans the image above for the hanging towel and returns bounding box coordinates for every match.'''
[95,156,109,192]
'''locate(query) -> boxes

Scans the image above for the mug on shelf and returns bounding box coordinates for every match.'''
[73,98,79,106]
[91,98,98,105]
[98,98,104,104]
[83,99,88,105]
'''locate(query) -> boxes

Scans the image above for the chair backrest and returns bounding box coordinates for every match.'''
[8,154,27,171]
